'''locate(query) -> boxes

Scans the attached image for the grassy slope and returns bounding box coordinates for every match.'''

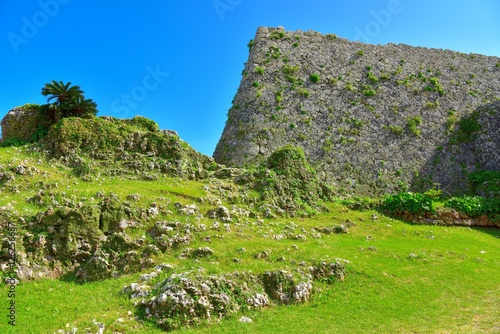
[0,146,499,334]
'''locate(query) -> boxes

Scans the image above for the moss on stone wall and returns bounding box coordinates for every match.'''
[214,26,500,195]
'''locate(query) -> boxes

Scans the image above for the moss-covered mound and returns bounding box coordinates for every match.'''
[41,116,216,178]
[254,145,333,214]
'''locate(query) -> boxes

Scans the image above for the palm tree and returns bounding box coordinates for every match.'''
[65,95,98,118]
[40,80,98,122]
[41,80,84,109]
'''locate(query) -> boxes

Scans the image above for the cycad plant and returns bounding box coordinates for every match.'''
[41,80,98,122]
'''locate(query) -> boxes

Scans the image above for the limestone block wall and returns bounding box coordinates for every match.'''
[214,27,500,195]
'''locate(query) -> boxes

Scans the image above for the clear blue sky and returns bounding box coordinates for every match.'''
[1,0,499,156]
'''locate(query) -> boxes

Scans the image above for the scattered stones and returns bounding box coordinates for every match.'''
[207,205,231,220]
[92,319,105,334]
[239,316,253,323]
[255,250,270,260]
[190,247,214,258]
[175,203,199,216]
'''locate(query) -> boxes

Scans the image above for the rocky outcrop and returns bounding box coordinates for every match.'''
[214,26,500,195]
[124,261,346,331]
[0,104,40,144]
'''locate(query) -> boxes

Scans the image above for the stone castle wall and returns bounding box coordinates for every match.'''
[214,27,500,195]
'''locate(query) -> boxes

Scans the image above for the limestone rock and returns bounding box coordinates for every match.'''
[0,105,40,143]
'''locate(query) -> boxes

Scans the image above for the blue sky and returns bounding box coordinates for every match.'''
[1,0,499,156]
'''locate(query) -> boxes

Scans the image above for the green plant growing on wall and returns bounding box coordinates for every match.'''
[367,72,379,84]
[255,67,265,74]
[363,89,376,97]
[297,88,310,98]
[425,101,439,109]
[275,90,284,103]
[310,73,320,83]
[455,112,482,142]
[357,50,365,56]
[406,116,422,136]
[247,39,254,50]
[445,110,457,134]
[270,30,285,40]
[387,125,404,135]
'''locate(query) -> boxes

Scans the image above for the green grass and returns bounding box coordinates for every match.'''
[1,203,498,333]
[1,146,499,333]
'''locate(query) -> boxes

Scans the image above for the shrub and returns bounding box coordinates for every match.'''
[270,30,285,40]
[247,39,254,50]
[310,73,320,83]
[363,89,376,97]
[445,196,500,219]
[387,125,404,135]
[381,192,434,215]
[469,170,500,196]
[367,72,379,83]
[297,88,310,97]
[255,67,265,74]
[406,116,422,136]
[459,114,481,136]
[0,137,28,147]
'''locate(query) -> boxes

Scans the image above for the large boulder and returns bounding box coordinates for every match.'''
[0,104,40,143]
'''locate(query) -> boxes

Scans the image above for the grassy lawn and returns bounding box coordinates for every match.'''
[1,205,498,333]
[0,146,499,333]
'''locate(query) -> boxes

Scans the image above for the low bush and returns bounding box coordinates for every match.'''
[445,196,500,220]
[381,192,434,215]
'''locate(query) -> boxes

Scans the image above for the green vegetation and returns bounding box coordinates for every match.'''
[387,125,404,135]
[297,88,310,98]
[445,110,457,133]
[445,196,500,221]
[469,170,500,195]
[356,50,364,56]
[255,67,265,75]
[362,88,376,97]
[270,30,285,40]
[254,145,333,214]
[0,131,499,333]
[247,39,254,50]
[424,101,438,109]
[41,80,98,123]
[406,116,422,136]
[455,112,482,143]
[309,73,320,83]
[381,192,434,215]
